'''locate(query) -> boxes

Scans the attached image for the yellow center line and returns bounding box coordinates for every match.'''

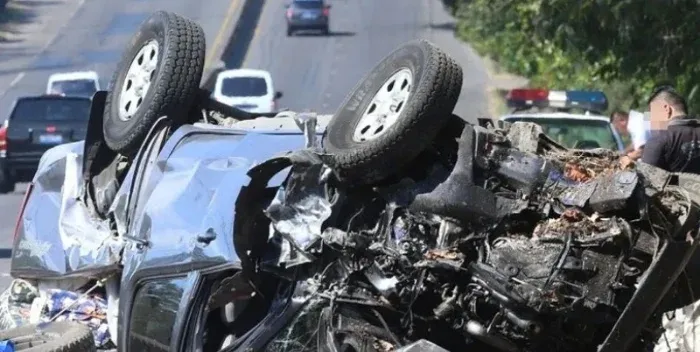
[205,0,243,69]
[241,0,271,68]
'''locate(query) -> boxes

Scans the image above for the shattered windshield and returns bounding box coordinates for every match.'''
[263,299,324,352]
[504,117,618,150]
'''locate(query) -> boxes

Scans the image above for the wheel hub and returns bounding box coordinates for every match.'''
[118,40,159,121]
[353,68,413,142]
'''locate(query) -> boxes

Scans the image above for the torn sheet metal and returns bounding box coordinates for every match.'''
[265,159,333,267]
[654,300,700,352]
[11,141,123,279]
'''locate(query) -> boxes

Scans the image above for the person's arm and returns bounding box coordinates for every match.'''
[641,136,665,167]
[627,146,644,160]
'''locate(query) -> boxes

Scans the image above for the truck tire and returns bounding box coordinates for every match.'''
[321,39,462,185]
[0,321,96,351]
[103,11,206,156]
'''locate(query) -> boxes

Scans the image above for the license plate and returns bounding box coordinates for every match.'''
[302,12,317,19]
[39,134,63,144]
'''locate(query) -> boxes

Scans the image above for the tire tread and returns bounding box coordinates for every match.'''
[103,11,206,155]
[323,39,463,184]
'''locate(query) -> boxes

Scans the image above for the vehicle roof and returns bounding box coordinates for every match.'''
[218,69,272,81]
[48,71,99,81]
[500,112,610,123]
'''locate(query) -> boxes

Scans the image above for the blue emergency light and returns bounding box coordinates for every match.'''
[506,89,609,113]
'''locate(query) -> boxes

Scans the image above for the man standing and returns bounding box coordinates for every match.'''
[642,85,700,173]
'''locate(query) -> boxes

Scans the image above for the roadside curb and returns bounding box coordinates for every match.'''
[482,56,529,120]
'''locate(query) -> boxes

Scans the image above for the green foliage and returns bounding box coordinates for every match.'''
[451,0,700,114]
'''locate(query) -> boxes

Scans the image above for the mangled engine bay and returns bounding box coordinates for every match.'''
[255,120,700,352]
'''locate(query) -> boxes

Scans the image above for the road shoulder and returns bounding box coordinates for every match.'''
[424,0,528,122]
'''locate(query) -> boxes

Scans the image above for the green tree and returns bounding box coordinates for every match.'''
[451,0,700,113]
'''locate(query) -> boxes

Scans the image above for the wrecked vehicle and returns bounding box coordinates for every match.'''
[2,10,700,352]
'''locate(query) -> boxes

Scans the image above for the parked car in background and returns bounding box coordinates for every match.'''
[46,71,100,98]
[0,95,91,193]
[213,69,282,114]
[285,0,331,36]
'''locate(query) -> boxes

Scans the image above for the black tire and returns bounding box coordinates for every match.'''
[0,322,96,351]
[321,39,463,185]
[103,11,206,155]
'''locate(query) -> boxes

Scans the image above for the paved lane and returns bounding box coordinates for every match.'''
[240,0,490,120]
[0,0,243,289]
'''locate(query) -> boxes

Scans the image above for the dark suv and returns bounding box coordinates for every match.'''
[0,96,90,193]
[285,0,331,36]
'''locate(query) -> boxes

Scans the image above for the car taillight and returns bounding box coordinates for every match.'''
[322,7,329,16]
[0,126,7,153]
[286,8,293,18]
[271,100,277,112]
[13,183,33,242]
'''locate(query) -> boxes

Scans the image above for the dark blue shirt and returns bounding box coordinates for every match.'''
[642,116,700,173]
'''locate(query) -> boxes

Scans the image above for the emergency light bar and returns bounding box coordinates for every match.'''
[506,89,608,113]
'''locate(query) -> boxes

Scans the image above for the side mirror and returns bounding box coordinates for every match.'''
[274,91,283,100]
[325,4,332,8]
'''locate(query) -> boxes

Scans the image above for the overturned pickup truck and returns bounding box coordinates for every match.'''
[2,10,700,352]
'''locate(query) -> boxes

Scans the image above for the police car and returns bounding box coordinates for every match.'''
[480,89,625,152]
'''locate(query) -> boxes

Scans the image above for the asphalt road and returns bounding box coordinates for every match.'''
[0,0,489,290]
[241,0,489,118]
